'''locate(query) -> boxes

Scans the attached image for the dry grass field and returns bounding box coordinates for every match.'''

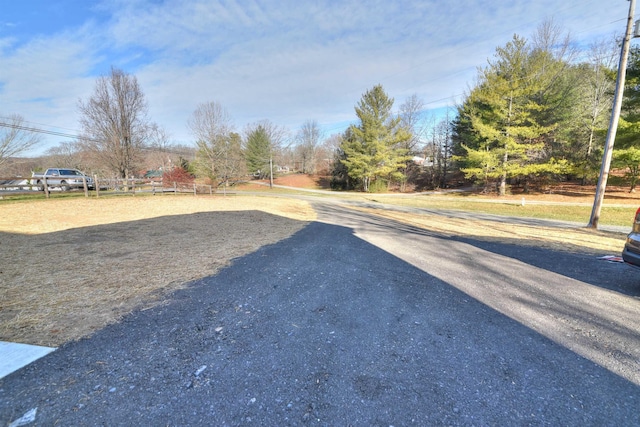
[0,195,315,346]
[1,178,636,347]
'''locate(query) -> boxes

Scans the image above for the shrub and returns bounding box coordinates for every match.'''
[162,167,194,187]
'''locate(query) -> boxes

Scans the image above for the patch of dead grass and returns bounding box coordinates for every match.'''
[0,195,315,346]
[354,207,625,254]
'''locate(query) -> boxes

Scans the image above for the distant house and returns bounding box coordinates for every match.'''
[143,170,164,180]
[412,156,434,167]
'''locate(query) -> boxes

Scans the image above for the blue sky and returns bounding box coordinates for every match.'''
[0,0,632,155]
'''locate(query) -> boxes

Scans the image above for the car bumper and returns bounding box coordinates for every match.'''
[622,247,640,268]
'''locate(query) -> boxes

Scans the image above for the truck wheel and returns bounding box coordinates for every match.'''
[60,180,70,191]
[36,180,45,191]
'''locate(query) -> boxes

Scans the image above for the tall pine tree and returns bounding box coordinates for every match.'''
[613,46,640,192]
[456,35,564,195]
[340,85,411,192]
[244,124,271,179]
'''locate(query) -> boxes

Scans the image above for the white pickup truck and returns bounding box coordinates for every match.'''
[31,168,95,191]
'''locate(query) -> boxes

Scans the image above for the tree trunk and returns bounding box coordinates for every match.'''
[499,149,507,195]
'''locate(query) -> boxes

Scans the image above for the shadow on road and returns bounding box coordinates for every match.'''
[313,201,638,296]
[453,235,640,297]
[1,205,639,425]
[313,202,640,387]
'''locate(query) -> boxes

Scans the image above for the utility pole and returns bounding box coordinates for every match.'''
[588,0,637,229]
[269,156,273,189]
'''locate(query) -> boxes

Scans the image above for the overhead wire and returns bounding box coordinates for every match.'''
[0,119,194,155]
[0,119,97,142]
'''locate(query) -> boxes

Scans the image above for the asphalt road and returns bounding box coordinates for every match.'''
[1,202,639,426]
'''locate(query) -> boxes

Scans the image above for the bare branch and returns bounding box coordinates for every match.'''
[0,114,41,167]
[78,67,149,178]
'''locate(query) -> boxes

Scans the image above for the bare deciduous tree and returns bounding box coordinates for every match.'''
[249,120,288,149]
[531,18,577,64]
[0,114,41,168]
[314,133,342,175]
[78,67,150,179]
[145,123,173,172]
[584,39,618,159]
[189,102,233,141]
[188,101,244,185]
[398,94,425,154]
[44,141,82,169]
[433,111,454,188]
[295,120,323,174]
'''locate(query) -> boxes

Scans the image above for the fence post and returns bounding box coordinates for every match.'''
[193,183,196,196]
[43,177,50,198]
[95,175,100,197]
[28,178,37,192]
[82,177,89,197]
[173,181,177,194]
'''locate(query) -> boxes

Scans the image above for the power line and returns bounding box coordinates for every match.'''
[0,120,195,155]
[0,119,97,142]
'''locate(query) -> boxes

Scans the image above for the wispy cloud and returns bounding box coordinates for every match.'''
[0,27,98,132]
[0,0,630,152]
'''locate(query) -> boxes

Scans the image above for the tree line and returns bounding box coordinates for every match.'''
[452,21,619,195]
[0,66,336,187]
[1,20,632,194]
[333,21,622,194]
